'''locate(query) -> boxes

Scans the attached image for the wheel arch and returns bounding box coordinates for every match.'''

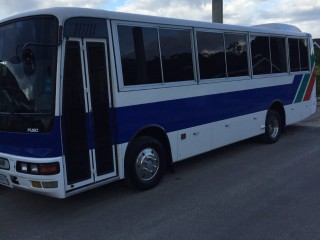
[125,125,173,174]
[268,100,286,129]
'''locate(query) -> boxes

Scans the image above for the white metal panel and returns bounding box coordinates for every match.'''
[167,132,178,163]
[213,117,245,149]
[177,123,212,160]
[241,111,266,139]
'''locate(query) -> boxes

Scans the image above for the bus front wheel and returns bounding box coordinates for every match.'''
[263,109,281,144]
[125,136,166,190]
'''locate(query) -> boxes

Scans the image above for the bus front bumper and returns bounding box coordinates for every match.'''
[0,154,66,199]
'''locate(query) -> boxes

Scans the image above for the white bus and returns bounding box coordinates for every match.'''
[0,7,317,198]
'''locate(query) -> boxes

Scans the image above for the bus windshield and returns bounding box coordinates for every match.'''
[0,16,58,133]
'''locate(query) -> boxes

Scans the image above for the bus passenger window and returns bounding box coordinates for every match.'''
[0,28,3,59]
[299,38,309,71]
[288,38,300,72]
[118,25,162,86]
[159,29,194,82]
[224,33,249,77]
[196,31,226,79]
[250,36,271,75]
[270,37,287,73]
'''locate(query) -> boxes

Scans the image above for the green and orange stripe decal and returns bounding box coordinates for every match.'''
[303,69,316,101]
[293,59,316,103]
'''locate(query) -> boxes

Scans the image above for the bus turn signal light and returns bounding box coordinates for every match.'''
[39,164,60,175]
[31,181,42,188]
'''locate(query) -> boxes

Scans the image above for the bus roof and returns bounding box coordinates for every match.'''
[253,23,302,32]
[0,7,310,37]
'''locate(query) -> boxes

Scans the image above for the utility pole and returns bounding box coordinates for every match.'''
[212,0,223,23]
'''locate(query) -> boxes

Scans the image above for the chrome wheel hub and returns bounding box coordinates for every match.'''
[268,115,279,138]
[135,148,160,181]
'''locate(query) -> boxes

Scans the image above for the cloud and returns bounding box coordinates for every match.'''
[117,0,212,21]
[0,0,38,19]
[39,0,109,8]
[0,0,111,19]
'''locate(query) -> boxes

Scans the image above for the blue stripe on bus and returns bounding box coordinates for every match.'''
[115,76,302,143]
[0,118,62,158]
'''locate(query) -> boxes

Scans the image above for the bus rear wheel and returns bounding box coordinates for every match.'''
[263,109,282,144]
[125,136,166,190]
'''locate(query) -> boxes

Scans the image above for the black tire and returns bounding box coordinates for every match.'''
[263,109,282,144]
[125,136,166,190]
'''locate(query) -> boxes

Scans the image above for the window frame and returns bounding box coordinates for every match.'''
[112,21,310,92]
[117,24,163,86]
[269,36,288,74]
[194,29,227,82]
[288,36,310,73]
[158,27,197,84]
[298,37,310,72]
[250,34,272,76]
[112,21,197,92]
[195,29,251,84]
[249,33,290,79]
[224,31,251,80]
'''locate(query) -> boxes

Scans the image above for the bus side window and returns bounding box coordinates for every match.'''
[270,37,287,73]
[250,35,271,75]
[224,33,249,77]
[289,38,310,72]
[196,31,226,80]
[118,25,162,86]
[159,28,194,82]
[0,28,3,60]
[288,38,300,72]
[299,38,309,71]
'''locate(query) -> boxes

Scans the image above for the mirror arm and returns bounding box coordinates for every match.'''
[21,42,60,53]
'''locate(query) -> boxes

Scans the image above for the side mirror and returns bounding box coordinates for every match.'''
[22,48,36,76]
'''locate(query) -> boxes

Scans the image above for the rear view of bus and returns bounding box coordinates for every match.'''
[0,16,64,197]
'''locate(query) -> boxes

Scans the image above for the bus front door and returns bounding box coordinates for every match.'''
[62,39,116,191]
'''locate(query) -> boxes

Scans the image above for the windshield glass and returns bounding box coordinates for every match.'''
[0,16,58,133]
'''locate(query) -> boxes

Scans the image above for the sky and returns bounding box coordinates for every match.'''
[0,0,319,38]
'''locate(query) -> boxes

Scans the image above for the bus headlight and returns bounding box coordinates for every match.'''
[0,157,10,170]
[30,164,39,174]
[20,162,28,173]
[16,162,60,175]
